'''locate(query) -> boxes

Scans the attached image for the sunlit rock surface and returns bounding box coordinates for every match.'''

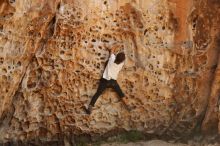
[0,0,220,144]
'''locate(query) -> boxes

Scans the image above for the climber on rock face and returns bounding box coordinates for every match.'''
[84,44,129,114]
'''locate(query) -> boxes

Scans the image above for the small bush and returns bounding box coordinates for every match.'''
[117,131,145,143]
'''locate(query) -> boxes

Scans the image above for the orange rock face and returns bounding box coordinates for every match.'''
[0,0,220,144]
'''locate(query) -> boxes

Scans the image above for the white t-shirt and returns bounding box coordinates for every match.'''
[102,54,124,80]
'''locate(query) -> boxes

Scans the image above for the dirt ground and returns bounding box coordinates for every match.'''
[100,140,220,146]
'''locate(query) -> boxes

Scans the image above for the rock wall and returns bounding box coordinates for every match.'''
[0,0,220,144]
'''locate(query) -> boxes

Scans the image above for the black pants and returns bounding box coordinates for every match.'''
[89,78,125,106]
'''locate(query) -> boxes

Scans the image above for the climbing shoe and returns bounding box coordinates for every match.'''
[84,105,93,115]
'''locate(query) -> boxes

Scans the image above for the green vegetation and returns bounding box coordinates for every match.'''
[79,131,146,146]
[75,136,90,146]
[110,130,145,143]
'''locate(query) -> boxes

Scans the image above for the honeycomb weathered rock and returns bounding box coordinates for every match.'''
[0,0,220,143]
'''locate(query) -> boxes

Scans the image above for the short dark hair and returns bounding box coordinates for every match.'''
[114,52,125,64]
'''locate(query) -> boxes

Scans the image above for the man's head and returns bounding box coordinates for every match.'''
[114,52,125,64]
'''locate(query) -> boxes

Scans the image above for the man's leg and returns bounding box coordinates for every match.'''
[85,78,107,114]
[110,80,125,99]
[110,80,131,111]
